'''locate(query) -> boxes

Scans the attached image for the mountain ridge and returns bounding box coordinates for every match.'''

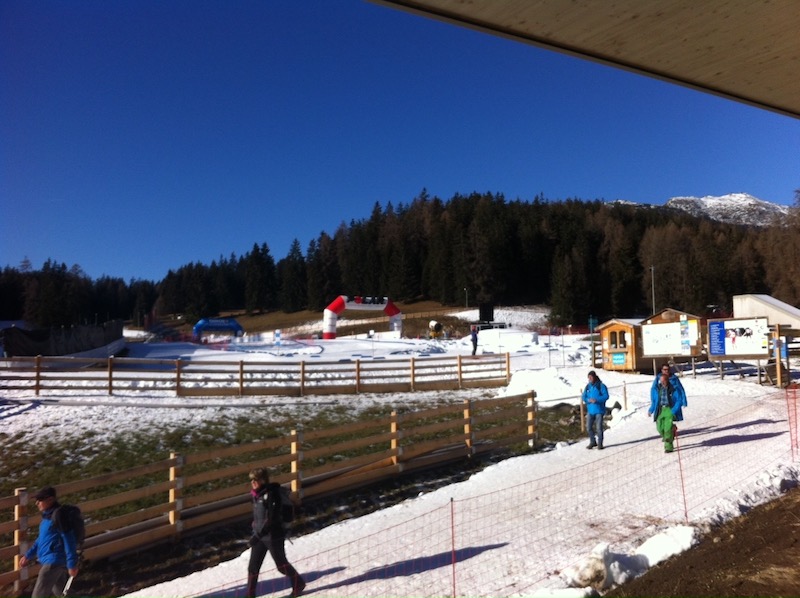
[661,192,789,226]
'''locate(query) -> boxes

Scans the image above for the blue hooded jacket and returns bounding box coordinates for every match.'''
[24,504,79,570]
[582,375,609,416]
[649,373,687,422]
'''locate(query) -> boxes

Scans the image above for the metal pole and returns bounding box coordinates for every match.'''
[650,265,656,314]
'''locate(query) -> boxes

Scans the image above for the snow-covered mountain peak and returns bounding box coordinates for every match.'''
[665,193,789,226]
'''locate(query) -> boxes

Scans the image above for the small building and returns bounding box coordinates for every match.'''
[733,294,800,328]
[596,318,643,372]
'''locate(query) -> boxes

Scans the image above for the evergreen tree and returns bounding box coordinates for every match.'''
[278,239,307,312]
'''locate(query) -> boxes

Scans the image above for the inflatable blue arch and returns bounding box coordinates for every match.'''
[193,317,244,338]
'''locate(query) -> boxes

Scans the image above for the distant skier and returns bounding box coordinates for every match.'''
[471,326,478,355]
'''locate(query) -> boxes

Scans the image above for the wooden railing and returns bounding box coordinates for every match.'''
[0,353,510,397]
[0,391,536,595]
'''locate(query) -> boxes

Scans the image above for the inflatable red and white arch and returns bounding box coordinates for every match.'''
[322,296,402,339]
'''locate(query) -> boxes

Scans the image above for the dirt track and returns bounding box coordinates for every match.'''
[606,484,800,597]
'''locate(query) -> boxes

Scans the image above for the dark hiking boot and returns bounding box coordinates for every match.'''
[586,442,596,449]
[246,574,259,598]
[290,577,306,598]
[597,444,604,450]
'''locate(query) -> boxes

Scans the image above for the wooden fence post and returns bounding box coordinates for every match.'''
[775,324,784,388]
[506,352,511,384]
[457,355,463,390]
[527,393,538,448]
[291,429,303,500]
[169,453,184,539]
[623,381,628,411]
[175,359,182,397]
[107,356,114,395]
[410,358,416,392]
[579,395,586,432]
[390,411,401,469]
[463,400,473,455]
[299,362,305,397]
[34,355,41,397]
[355,360,361,394]
[239,361,244,397]
[14,487,28,594]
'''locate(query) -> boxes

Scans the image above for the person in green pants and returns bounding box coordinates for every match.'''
[648,371,684,452]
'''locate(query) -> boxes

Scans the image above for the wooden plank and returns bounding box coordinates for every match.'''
[0,494,19,510]
[242,386,301,397]
[297,384,358,396]
[302,448,396,479]
[79,480,173,513]
[302,431,395,460]
[402,449,468,472]
[473,421,526,440]
[184,436,288,466]
[471,410,517,425]
[84,503,173,538]
[83,524,176,562]
[44,458,177,499]
[357,382,412,393]
[402,418,462,438]
[302,419,387,441]
[400,402,464,422]
[181,502,251,532]
[182,486,247,510]
[0,568,20,588]
[473,392,532,408]
[400,437,469,460]
[302,464,402,500]
[178,387,240,397]
[472,433,533,454]
[0,543,19,560]
[185,454,292,487]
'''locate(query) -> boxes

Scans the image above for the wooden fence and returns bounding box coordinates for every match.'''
[0,353,510,397]
[0,391,536,594]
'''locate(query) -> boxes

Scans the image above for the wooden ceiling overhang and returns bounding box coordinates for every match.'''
[375,0,800,120]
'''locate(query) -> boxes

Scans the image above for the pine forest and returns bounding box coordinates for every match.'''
[2,192,799,330]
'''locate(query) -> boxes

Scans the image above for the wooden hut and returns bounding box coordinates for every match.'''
[596,318,643,372]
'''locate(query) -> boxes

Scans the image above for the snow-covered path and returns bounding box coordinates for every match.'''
[122,369,797,598]
[6,309,798,597]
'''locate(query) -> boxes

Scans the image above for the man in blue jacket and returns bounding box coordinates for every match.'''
[582,370,609,449]
[649,369,686,453]
[650,363,687,416]
[19,486,79,597]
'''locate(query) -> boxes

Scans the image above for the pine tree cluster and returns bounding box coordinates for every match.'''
[2,192,799,329]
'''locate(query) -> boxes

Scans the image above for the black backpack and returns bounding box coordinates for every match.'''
[266,484,296,530]
[54,504,86,553]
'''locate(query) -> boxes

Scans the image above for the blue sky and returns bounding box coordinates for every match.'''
[2,0,799,283]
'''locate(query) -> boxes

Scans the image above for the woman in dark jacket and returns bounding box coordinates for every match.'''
[246,468,305,598]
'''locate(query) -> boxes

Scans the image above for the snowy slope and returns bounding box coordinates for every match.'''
[665,192,789,226]
[5,307,800,597]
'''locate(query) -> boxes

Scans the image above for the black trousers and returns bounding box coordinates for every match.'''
[248,534,290,576]
[247,534,302,598]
